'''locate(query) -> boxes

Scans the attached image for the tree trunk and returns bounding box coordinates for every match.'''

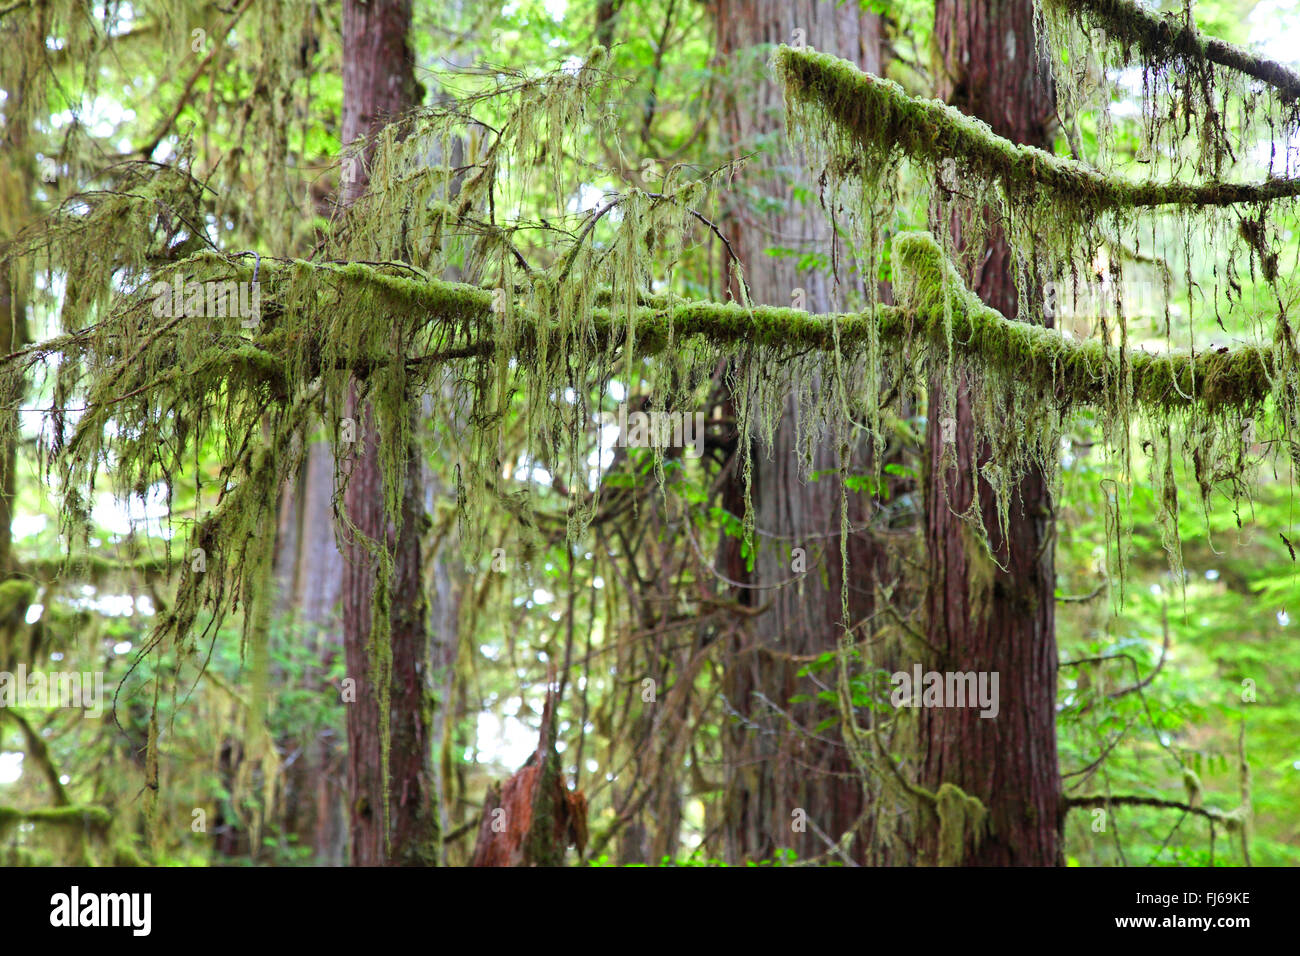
[713,0,887,865]
[273,441,347,865]
[595,0,622,49]
[0,12,35,583]
[340,0,437,867]
[917,0,1062,866]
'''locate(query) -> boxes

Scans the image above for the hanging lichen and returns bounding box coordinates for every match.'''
[3,8,1296,859]
[775,41,1298,594]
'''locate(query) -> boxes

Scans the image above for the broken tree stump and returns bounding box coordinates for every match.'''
[470,673,587,866]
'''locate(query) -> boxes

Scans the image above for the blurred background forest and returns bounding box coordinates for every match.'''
[0,0,1297,867]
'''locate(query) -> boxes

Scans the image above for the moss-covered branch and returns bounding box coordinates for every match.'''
[278,240,1275,413]
[0,709,70,806]
[1043,0,1300,102]
[1064,793,1248,829]
[0,804,113,832]
[775,46,1300,209]
[0,803,140,866]
[23,553,173,584]
[0,237,1274,421]
[889,233,1273,412]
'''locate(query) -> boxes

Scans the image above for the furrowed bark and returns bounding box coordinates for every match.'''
[340,0,437,867]
[714,0,890,866]
[916,0,1063,867]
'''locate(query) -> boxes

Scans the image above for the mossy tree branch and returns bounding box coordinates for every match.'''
[0,804,112,831]
[1043,0,1300,103]
[0,709,70,806]
[3,235,1269,415]
[775,46,1300,210]
[200,237,1274,414]
[1064,793,1247,829]
[23,554,173,584]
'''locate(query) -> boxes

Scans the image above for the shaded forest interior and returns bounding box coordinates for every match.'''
[0,0,1296,867]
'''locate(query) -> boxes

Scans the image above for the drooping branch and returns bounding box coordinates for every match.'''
[1041,0,1300,103]
[775,46,1300,210]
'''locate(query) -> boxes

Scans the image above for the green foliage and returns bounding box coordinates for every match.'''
[1,0,1297,870]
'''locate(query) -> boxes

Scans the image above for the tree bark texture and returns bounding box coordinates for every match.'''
[714,0,891,865]
[917,0,1063,867]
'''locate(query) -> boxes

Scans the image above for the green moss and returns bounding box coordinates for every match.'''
[7,25,1292,869]
[215,245,1275,416]
[0,804,113,831]
[774,46,1300,212]
[891,232,1274,412]
[27,554,171,582]
[0,579,36,620]
[111,839,147,867]
[1040,0,1300,102]
[934,783,988,867]
[963,521,997,623]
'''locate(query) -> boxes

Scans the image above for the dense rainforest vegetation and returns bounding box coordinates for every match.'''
[0,0,1296,869]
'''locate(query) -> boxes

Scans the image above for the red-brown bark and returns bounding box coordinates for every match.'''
[470,682,587,867]
[340,0,436,867]
[713,0,892,865]
[917,0,1063,866]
